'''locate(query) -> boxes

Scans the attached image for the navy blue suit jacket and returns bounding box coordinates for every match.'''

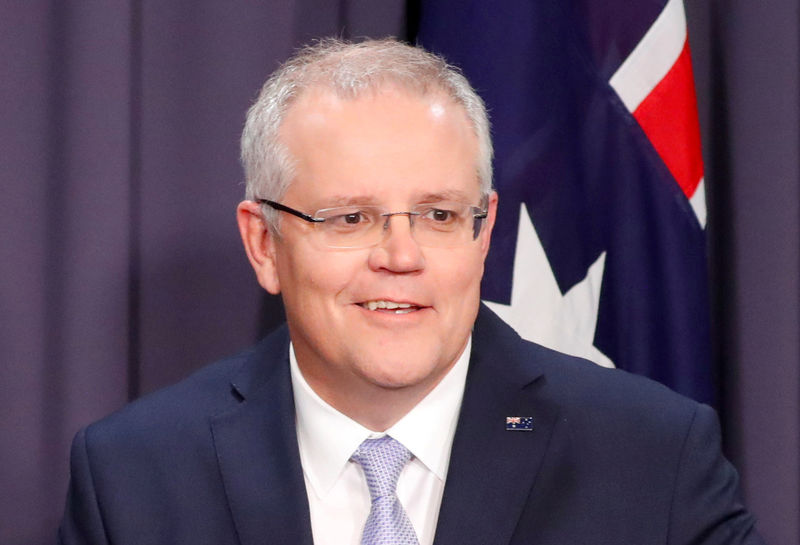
[59,306,763,544]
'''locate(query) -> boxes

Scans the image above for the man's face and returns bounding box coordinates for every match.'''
[243,86,496,419]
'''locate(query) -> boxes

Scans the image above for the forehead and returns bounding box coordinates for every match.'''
[279,86,481,205]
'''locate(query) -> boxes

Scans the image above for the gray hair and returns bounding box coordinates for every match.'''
[240,37,493,227]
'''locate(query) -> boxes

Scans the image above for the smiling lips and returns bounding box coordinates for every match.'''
[359,300,423,314]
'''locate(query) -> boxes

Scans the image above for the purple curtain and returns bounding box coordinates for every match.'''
[0,1,796,543]
[687,2,800,544]
[0,2,405,543]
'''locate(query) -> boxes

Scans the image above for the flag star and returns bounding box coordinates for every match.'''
[485,203,614,368]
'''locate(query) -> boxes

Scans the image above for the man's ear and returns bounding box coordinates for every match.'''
[480,191,499,258]
[236,201,281,295]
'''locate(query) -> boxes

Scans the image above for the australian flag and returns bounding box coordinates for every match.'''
[417,0,714,405]
[506,416,534,432]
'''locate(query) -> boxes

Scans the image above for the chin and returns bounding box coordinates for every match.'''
[360,360,444,392]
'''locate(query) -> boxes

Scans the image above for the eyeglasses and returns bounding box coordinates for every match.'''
[257,199,488,249]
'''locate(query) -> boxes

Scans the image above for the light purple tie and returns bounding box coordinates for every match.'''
[352,436,420,545]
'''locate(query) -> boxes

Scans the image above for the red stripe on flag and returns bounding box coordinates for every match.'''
[632,39,704,198]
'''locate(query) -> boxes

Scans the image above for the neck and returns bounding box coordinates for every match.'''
[300,365,448,432]
[288,330,469,432]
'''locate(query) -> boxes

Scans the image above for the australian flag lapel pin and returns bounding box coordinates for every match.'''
[506,416,533,431]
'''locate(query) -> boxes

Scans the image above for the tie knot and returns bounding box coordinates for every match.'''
[352,436,412,501]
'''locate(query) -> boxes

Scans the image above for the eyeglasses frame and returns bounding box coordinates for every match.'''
[255,198,489,243]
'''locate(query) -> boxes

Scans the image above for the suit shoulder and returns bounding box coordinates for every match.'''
[476,304,700,423]
[524,341,703,438]
[81,329,287,451]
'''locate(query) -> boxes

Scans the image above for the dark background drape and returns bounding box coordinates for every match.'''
[0,2,796,544]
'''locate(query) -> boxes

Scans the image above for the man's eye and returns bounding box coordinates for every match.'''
[327,211,371,227]
[432,209,451,221]
[423,208,457,222]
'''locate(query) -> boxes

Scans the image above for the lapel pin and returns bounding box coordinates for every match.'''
[506,416,533,431]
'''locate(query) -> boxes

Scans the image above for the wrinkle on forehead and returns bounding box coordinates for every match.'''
[307,189,481,210]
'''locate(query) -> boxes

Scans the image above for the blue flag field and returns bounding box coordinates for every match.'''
[418,0,713,404]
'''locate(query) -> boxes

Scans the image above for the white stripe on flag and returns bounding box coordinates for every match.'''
[609,0,687,113]
[690,177,707,228]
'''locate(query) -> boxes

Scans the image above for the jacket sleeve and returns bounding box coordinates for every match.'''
[668,404,766,545]
[58,427,109,545]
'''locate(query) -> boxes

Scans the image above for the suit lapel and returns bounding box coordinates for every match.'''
[434,307,561,545]
[210,328,313,545]
[208,307,559,545]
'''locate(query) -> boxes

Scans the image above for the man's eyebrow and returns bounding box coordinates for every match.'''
[416,190,475,203]
[320,195,379,207]
[317,190,478,208]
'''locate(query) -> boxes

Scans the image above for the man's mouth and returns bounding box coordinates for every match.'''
[358,300,422,314]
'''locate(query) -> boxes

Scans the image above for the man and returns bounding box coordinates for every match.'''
[59,38,763,544]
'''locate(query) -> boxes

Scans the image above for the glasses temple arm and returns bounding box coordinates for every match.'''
[256,199,324,223]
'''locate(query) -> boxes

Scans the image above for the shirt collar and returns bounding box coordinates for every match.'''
[291,337,471,499]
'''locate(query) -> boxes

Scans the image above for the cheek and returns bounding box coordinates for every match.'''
[433,251,485,300]
[283,250,362,304]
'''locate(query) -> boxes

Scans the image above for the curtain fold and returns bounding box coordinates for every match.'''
[688,2,800,543]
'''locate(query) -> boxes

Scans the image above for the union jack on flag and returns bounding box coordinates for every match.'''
[419,0,713,404]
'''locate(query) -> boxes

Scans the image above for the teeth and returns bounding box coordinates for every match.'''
[363,300,414,312]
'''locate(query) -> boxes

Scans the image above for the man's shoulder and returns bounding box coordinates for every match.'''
[475,304,702,427]
[81,325,289,449]
[536,345,701,430]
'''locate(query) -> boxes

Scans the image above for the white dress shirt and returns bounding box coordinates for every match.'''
[290,339,470,545]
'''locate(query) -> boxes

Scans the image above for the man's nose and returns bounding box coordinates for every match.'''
[367,213,425,273]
